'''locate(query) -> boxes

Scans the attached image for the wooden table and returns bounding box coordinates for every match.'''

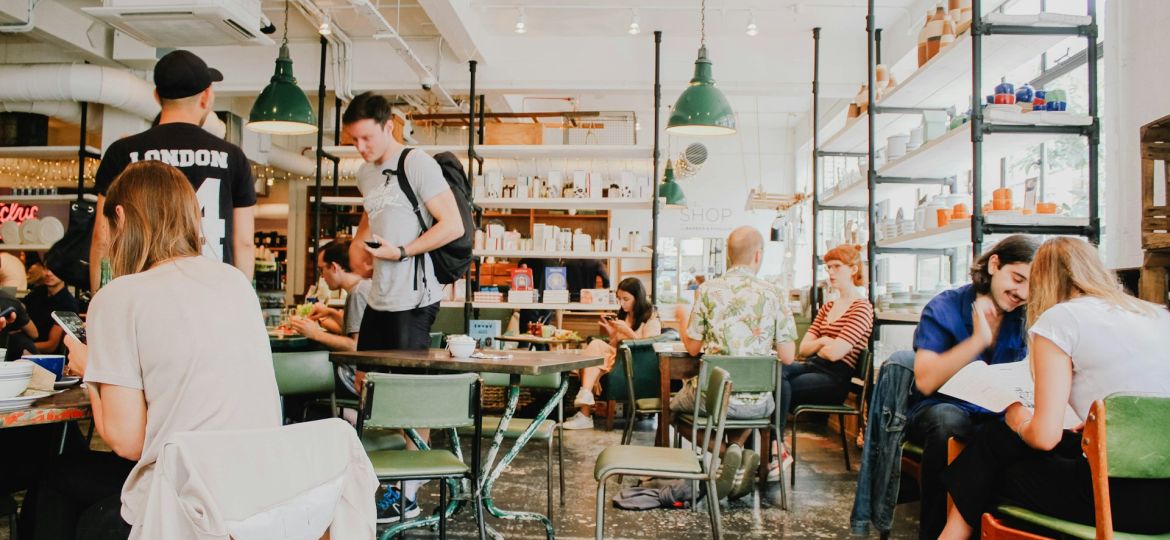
[331,348,603,539]
[655,344,701,447]
[1,386,91,429]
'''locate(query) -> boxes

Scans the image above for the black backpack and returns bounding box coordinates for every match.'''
[44,198,97,291]
[389,148,475,285]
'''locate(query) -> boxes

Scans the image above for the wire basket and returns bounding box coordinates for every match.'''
[481,385,536,412]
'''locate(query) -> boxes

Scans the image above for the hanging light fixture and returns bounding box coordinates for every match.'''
[658,161,686,206]
[628,9,641,35]
[746,11,758,37]
[668,0,736,136]
[514,7,527,34]
[248,0,317,135]
[318,12,331,36]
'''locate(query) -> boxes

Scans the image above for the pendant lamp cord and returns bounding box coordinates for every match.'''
[700,0,707,47]
[282,0,290,47]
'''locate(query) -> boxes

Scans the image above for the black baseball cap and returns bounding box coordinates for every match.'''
[154,50,224,100]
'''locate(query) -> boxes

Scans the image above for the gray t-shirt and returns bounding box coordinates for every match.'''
[337,279,372,396]
[356,148,448,312]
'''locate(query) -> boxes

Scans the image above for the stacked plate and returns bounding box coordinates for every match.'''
[0,216,65,246]
[0,360,33,399]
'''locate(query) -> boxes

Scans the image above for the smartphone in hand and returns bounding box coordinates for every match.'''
[364,240,382,249]
[51,311,86,344]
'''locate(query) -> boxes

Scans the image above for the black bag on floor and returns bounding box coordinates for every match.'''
[44,198,97,291]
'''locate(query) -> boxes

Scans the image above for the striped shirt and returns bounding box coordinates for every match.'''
[807,299,874,368]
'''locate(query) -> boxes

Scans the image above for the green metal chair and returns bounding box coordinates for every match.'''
[358,372,485,540]
[790,349,874,486]
[457,372,564,520]
[613,336,672,445]
[985,394,1170,540]
[674,355,789,513]
[594,366,733,540]
[272,350,336,423]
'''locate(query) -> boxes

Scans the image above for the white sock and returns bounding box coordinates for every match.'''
[404,479,427,500]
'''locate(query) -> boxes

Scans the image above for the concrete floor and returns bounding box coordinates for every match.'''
[394,415,922,539]
[2,416,922,540]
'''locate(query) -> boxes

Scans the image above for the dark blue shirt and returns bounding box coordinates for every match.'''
[908,283,1028,417]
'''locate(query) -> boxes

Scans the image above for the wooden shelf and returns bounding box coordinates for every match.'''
[877,215,1089,249]
[821,114,922,155]
[483,212,608,220]
[876,312,921,323]
[878,30,1076,110]
[0,194,97,203]
[322,145,650,160]
[476,198,652,210]
[468,301,619,311]
[0,244,53,251]
[476,249,652,260]
[877,121,1089,179]
[0,146,101,159]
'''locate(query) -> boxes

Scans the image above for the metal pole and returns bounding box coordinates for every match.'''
[77,101,88,200]
[971,0,984,258]
[465,60,477,333]
[875,28,883,65]
[811,27,822,311]
[651,30,662,304]
[1085,0,1100,244]
[333,96,341,197]
[866,0,877,305]
[478,95,486,175]
[312,35,327,286]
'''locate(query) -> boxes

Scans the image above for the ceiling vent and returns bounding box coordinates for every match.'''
[83,0,273,47]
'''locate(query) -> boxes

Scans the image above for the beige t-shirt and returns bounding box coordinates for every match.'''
[84,256,282,526]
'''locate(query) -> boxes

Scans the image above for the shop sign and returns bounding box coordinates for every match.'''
[0,202,38,224]
[665,205,736,235]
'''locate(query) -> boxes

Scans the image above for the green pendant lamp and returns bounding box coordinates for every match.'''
[247,1,317,135]
[667,0,735,136]
[658,161,687,206]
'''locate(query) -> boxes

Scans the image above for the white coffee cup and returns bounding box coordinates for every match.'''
[446,335,476,358]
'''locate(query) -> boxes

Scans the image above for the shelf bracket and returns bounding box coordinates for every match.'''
[819,204,865,212]
[871,106,950,115]
[817,150,868,158]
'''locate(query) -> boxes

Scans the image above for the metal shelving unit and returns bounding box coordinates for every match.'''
[842,0,1101,332]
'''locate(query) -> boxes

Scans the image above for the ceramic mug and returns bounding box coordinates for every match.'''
[23,354,65,381]
[446,335,476,358]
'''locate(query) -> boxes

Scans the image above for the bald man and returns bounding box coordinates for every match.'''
[672,226,797,497]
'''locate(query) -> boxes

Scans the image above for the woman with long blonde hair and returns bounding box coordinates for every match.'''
[24,161,280,539]
[939,237,1170,538]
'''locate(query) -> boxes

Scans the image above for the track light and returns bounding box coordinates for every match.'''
[628,9,640,35]
[318,13,331,36]
[746,11,758,37]
[514,7,527,34]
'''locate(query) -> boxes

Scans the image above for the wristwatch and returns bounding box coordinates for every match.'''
[397,246,410,261]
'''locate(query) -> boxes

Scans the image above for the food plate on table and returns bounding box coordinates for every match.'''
[0,389,57,412]
[54,376,82,389]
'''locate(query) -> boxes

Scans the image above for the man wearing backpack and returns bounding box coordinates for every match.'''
[343,92,465,352]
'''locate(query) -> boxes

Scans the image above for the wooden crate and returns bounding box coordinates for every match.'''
[1141,114,1170,251]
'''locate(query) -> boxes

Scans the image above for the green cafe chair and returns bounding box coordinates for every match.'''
[984,394,1170,540]
[674,355,788,513]
[605,333,676,444]
[358,372,485,540]
[272,351,336,423]
[594,366,734,540]
[790,349,874,486]
[457,372,564,520]
[429,332,444,348]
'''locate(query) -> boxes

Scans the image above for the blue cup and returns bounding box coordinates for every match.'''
[23,354,65,381]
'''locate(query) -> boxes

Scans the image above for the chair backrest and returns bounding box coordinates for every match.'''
[698,367,734,478]
[853,349,874,406]
[604,334,672,402]
[360,372,480,431]
[272,351,335,396]
[429,332,444,348]
[699,355,778,394]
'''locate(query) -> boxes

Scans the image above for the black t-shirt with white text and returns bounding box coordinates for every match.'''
[94,122,256,265]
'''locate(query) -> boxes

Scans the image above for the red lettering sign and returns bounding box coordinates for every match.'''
[0,203,40,224]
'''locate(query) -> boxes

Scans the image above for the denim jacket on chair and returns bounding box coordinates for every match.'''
[849,350,916,536]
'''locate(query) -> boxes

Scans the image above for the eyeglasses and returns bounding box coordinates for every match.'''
[823,262,849,272]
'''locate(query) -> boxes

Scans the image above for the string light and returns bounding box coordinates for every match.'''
[0,157,97,193]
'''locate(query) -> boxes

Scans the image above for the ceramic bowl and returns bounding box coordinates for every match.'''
[0,361,33,398]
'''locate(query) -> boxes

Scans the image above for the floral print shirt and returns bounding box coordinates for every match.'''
[686,266,798,355]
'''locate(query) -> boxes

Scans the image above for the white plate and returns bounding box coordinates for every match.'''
[0,389,55,412]
[20,218,40,244]
[54,376,81,389]
[38,216,64,245]
[0,221,19,245]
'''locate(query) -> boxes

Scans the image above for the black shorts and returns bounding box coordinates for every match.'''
[356,302,440,351]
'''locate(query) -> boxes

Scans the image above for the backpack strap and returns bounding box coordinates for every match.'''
[382,147,427,301]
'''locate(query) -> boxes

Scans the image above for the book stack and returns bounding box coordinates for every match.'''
[508,289,537,304]
[542,289,569,304]
[473,289,503,303]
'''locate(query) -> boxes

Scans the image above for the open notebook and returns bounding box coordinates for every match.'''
[939,360,1081,429]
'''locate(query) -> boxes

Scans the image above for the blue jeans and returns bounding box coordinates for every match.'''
[906,401,996,540]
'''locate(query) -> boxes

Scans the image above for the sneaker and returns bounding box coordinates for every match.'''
[728,449,759,500]
[767,443,795,482]
[561,411,594,430]
[573,388,595,407]
[714,444,742,500]
[376,486,420,523]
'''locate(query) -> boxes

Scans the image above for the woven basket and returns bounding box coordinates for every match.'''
[481,385,536,412]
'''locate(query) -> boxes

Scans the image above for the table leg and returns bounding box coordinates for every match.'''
[480,375,566,540]
[657,356,672,447]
